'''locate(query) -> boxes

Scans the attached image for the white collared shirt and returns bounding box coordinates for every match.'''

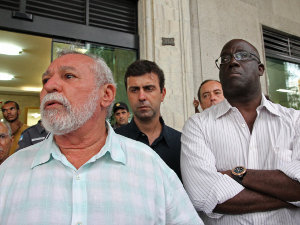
[181,95,300,225]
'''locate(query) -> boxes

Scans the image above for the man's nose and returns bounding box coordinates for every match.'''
[210,94,217,101]
[228,55,240,67]
[43,75,62,93]
[138,90,146,101]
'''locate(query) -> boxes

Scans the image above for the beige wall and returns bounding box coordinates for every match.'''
[0,93,40,124]
[138,0,300,130]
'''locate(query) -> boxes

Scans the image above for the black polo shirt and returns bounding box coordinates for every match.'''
[17,120,49,151]
[115,117,182,180]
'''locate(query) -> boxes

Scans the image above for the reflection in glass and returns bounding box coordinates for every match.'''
[267,57,300,110]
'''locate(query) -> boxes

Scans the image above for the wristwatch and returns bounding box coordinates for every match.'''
[231,166,247,185]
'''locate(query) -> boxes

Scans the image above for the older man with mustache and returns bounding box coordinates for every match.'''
[0,51,203,225]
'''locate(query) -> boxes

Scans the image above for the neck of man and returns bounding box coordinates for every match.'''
[9,119,23,135]
[134,115,162,146]
[55,114,108,170]
[227,92,262,133]
[226,89,262,110]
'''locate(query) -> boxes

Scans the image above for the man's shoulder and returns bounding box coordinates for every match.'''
[21,124,38,135]
[0,143,41,172]
[164,124,181,133]
[115,123,136,137]
[266,101,300,122]
[163,124,181,138]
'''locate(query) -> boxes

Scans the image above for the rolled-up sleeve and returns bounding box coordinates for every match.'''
[180,115,244,217]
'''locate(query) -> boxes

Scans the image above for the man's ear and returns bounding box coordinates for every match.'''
[161,87,166,102]
[258,63,265,76]
[100,84,116,108]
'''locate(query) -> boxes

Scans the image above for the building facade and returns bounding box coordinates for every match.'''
[0,0,299,130]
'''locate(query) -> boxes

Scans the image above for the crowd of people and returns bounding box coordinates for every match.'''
[0,39,299,225]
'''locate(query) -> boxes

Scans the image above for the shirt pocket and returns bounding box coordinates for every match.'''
[273,147,292,168]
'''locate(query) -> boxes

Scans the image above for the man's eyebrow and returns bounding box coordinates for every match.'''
[42,66,76,78]
[213,89,222,92]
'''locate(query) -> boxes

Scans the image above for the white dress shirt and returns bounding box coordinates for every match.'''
[181,95,300,225]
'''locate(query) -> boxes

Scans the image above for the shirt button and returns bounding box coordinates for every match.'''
[241,123,246,128]
[76,222,82,225]
[75,174,80,180]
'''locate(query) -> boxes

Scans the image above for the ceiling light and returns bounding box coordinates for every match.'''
[0,72,14,80]
[30,113,41,118]
[0,43,23,55]
[21,87,42,92]
[276,89,295,93]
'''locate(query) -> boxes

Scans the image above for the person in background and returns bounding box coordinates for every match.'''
[0,50,203,225]
[181,39,300,225]
[112,102,130,129]
[0,122,13,165]
[17,120,49,150]
[1,101,28,155]
[115,60,182,180]
[193,79,224,113]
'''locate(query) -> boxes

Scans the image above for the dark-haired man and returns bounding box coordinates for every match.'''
[116,60,182,180]
[193,79,224,113]
[1,101,28,155]
[181,39,300,224]
[112,102,130,129]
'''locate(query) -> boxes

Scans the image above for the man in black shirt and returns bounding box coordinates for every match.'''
[17,120,49,150]
[115,60,181,180]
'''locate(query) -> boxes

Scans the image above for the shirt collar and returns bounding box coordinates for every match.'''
[31,122,126,169]
[214,94,281,120]
[129,116,169,146]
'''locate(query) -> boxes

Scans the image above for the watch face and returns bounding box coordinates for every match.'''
[232,166,246,176]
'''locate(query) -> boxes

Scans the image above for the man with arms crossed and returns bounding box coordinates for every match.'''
[181,39,300,224]
[0,51,202,225]
[193,79,224,113]
[115,60,182,180]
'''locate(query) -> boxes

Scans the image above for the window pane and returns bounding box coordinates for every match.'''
[267,57,300,110]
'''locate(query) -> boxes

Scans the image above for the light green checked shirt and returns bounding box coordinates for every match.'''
[0,123,203,225]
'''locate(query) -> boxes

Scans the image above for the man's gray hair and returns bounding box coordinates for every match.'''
[56,49,116,118]
[0,122,12,137]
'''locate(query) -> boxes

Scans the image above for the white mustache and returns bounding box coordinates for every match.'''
[41,93,70,111]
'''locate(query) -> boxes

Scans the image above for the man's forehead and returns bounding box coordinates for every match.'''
[2,102,16,109]
[0,123,8,132]
[221,39,257,55]
[44,54,94,75]
[127,73,159,85]
[201,81,221,92]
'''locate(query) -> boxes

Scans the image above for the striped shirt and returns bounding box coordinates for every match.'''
[0,123,203,225]
[181,95,300,225]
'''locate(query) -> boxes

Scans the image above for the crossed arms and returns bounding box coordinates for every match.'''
[215,169,300,214]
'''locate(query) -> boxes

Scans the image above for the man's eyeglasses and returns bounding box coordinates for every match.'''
[215,51,261,69]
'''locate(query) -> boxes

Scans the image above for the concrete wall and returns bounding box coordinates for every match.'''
[138,0,300,130]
